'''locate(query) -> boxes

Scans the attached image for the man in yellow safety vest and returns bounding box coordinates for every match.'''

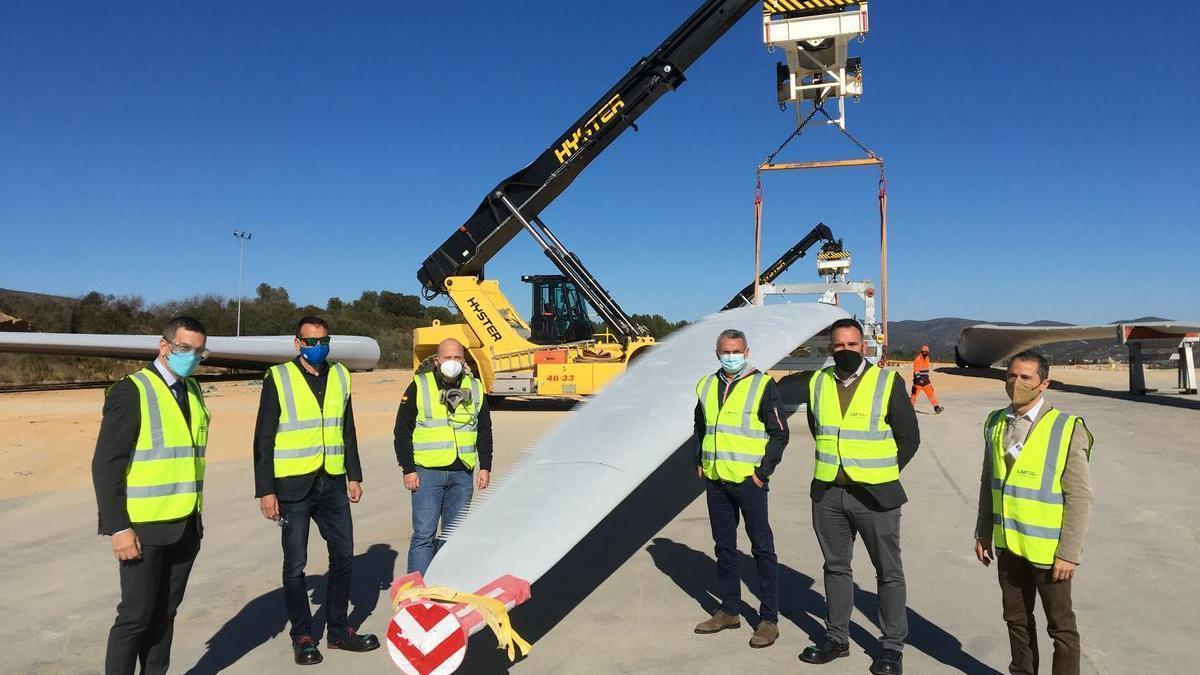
[394,338,492,576]
[800,318,920,675]
[974,350,1093,675]
[92,316,210,675]
[692,328,789,649]
[253,316,379,665]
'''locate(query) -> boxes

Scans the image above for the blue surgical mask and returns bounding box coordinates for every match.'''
[166,351,200,378]
[300,344,330,367]
[719,353,746,374]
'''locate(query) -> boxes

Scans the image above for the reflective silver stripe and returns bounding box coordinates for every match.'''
[713,424,768,439]
[1041,412,1069,495]
[815,425,840,437]
[811,368,828,420]
[131,372,166,451]
[815,450,840,465]
[469,376,482,413]
[1004,485,1064,505]
[741,373,765,429]
[334,363,349,404]
[456,445,477,455]
[278,419,325,432]
[869,370,889,433]
[274,365,299,426]
[413,441,457,451]
[324,444,345,457]
[274,446,325,459]
[701,450,764,464]
[127,480,202,498]
[838,429,895,441]
[133,446,195,462]
[839,455,898,469]
[419,372,435,420]
[698,375,715,419]
[993,514,1060,539]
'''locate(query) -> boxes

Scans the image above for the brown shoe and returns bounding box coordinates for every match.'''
[749,620,778,648]
[694,609,741,634]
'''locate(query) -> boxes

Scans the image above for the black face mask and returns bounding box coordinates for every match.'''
[832,349,864,373]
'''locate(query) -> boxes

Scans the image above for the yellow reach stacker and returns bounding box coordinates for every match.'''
[413,0,872,402]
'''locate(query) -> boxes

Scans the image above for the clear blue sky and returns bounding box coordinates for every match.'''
[3,1,1198,325]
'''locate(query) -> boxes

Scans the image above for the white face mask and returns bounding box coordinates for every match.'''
[439,359,464,379]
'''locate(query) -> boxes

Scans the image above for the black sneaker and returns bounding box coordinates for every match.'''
[327,627,380,652]
[293,636,323,665]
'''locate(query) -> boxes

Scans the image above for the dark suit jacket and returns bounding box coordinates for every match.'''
[252,357,363,502]
[91,362,202,546]
[806,362,921,510]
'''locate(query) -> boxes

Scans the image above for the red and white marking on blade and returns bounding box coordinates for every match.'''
[386,601,466,675]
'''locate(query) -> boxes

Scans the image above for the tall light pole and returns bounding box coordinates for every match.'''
[233,230,253,336]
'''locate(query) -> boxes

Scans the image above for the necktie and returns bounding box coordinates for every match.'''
[171,381,191,428]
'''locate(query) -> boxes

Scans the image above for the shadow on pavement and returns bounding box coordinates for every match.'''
[457,440,704,674]
[643,538,1000,674]
[183,543,397,674]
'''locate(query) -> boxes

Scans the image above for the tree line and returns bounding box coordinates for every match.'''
[0,286,688,383]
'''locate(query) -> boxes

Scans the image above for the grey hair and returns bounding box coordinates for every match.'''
[716,328,747,349]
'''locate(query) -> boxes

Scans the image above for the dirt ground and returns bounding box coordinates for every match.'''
[0,363,1177,500]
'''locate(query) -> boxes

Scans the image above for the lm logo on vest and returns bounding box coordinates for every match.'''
[846,411,868,420]
[1015,468,1038,478]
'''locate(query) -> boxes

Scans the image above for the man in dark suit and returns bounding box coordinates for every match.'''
[92,316,211,675]
[253,316,378,665]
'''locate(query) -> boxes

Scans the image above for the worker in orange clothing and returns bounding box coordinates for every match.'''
[911,345,943,414]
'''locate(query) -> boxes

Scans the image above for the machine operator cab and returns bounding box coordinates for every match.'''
[522,274,596,345]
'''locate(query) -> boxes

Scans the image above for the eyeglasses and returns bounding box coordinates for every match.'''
[168,341,209,361]
[297,336,332,347]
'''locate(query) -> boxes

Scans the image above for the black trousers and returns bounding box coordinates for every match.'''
[279,472,354,642]
[705,477,778,622]
[105,518,201,675]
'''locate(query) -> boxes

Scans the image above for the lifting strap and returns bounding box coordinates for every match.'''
[754,102,890,355]
[392,582,532,662]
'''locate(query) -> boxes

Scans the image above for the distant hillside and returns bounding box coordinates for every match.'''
[0,288,79,332]
[888,316,1173,364]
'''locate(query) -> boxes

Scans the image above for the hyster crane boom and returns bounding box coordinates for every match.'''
[413,0,869,401]
[414,0,760,400]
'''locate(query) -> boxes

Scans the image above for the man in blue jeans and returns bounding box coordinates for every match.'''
[253,316,379,666]
[394,338,493,575]
[692,329,790,649]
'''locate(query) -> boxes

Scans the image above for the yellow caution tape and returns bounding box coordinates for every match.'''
[392,582,532,662]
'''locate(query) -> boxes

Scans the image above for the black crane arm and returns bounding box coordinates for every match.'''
[721,222,836,310]
[417,0,759,297]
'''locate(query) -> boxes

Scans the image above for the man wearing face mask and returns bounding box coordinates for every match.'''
[92,316,210,675]
[253,316,378,665]
[801,318,919,675]
[692,329,789,649]
[910,344,943,414]
[394,338,493,576]
[974,351,1093,675]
